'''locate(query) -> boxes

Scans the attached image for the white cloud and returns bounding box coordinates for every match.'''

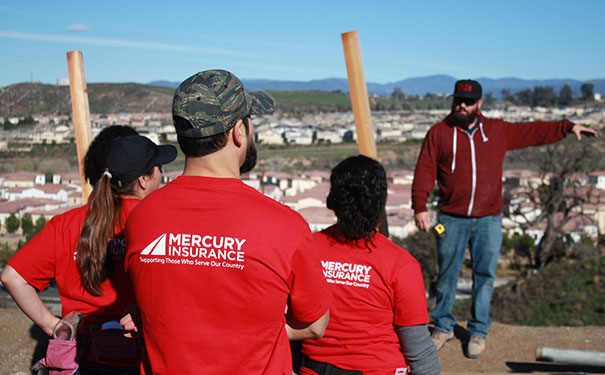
[66,24,91,32]
[0,30,256,58]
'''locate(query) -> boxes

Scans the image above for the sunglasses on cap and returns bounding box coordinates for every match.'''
[453,97,478,106]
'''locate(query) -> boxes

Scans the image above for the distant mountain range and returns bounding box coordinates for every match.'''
[2,75,603,117]
[149,75,605,97]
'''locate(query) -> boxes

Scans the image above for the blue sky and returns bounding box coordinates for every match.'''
[1,1,603,87]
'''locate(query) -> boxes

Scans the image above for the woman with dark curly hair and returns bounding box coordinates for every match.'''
[299,155,440,375]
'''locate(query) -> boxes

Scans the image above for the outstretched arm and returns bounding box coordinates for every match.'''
[0,265,59,337]
[570,124,598,140]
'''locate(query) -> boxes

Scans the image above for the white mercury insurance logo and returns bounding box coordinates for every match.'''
[138,233,246,270]
[322,260,372,289]
[141,234,167,255]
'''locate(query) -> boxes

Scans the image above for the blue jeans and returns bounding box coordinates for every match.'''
[431,212,502,338]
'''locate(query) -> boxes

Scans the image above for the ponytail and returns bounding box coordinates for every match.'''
[76,170,129,296]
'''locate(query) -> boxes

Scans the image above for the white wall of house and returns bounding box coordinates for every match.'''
[21,187,69,202]
[308,222,332,233]
[594,175,605,190]
[290,179,317,195]
[257,131,284,145]
[296,197,324,210]
[243,179,261,190]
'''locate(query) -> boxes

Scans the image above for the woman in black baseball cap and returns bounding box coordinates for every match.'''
[78,135,177,295]
[75,135,175,372]
[1,133,176,375]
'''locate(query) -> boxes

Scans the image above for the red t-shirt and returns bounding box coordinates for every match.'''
[124,176,331,375]
[301,226,429,375]
[8,198,139,322]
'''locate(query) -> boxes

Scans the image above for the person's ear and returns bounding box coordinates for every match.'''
[478,99,484,109]
[232,119,245,148]
[137,174,149,191]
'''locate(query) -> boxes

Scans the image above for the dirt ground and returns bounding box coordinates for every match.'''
[1,307,604,375]
[433,321,605,374]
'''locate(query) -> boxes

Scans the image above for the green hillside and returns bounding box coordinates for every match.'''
[0,82,455,117]
[454,255,605,326]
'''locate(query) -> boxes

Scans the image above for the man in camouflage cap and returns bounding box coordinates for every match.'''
[172,69,275,139]
[124,70,331,374]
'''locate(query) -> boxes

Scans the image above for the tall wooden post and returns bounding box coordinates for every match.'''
[341,31,377,158]
[341,31,388,236]
[67,50,93,201]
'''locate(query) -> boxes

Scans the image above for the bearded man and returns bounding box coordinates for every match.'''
[411,79,597,358]
[124,70,330,374]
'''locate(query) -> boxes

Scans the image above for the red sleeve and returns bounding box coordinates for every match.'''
[288,239,331,323]
[504,119,575,150]
[412,127,439,214]
[7,216,60,292]
[393,257,430,327]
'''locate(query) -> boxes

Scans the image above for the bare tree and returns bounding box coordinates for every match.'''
[504,136,599,268]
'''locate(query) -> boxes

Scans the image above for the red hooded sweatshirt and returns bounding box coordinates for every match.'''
[411,114,575,217]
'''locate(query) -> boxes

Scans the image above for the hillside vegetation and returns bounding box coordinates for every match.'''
[1,82,457,117]
[454,255,605,326]
[4,81,604,117]
[0,82,174,116]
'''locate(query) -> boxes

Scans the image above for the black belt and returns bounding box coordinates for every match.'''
[301,355,362,375]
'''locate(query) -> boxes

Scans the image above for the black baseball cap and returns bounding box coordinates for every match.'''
[453,79,482,100]
[104,135,177,187]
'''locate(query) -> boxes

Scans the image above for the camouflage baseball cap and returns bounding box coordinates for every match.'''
[172,69,275,138]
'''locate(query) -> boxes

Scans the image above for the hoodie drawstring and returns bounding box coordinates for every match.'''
[451,121,488,173]
[451,128,457,173]
[479,121,489,142]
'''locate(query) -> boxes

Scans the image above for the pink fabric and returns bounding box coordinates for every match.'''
[39,339,78,375]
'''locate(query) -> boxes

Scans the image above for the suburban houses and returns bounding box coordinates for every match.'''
[1,163,603,247]
[2,105,604,149]
[0,106,603,249]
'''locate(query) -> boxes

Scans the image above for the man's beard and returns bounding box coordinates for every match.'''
[239,140,257,174]
[450,105,479,128]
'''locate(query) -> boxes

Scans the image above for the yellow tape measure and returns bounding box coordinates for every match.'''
[432,223,445,238]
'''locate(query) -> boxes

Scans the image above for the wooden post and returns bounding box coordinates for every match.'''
[66,50,93,201]
[341,31,388,236]
[341,31,377,158]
